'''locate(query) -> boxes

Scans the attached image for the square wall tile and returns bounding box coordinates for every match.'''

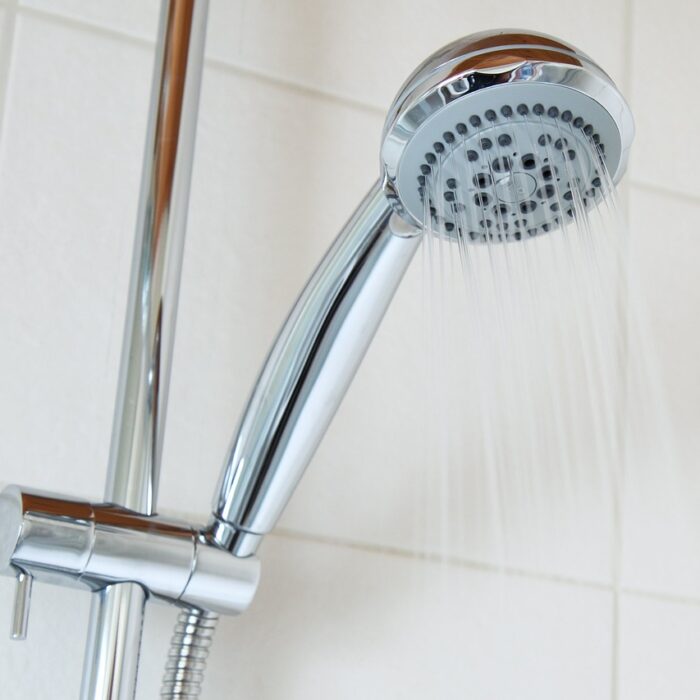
[207,0,628,110]
[629,1,700,196]
[619,593,700,700]
[621,185,700,598]
[626,186,700,451]
[21,0,159,40]
[158,63,384,520]
[137,535,613,699]
[19,0,630,112]
[0,14,153,499]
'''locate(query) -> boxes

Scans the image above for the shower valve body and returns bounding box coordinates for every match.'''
[0,485,260,637]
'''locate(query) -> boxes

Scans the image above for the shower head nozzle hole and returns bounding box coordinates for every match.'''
[541,165,557,180]
[492,156,512,173]
[473,173,493,188]
[521,154,537,170]
[498,133,512,146]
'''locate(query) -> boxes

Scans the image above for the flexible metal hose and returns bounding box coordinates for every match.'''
[161,608,219,698]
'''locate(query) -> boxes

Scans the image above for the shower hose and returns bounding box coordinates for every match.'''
[161,608,219,698]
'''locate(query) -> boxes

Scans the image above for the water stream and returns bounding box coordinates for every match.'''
[409,115,649,695]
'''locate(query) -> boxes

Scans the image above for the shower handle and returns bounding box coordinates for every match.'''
[209,182,422,556]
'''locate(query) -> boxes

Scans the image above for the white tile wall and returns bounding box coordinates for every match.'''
[206,0,628,109]
[619,594,700,699]
[20,0,159,40]
[621,186,700,599]
[0,576,88,699]
[0,1,699,699]
[0,3,13,132]
[159,59,383,522]
[20,0,628,109]
[0,13,152,501]
[628,0,700,197]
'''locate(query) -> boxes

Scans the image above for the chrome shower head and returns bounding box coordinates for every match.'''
[209,30,634,557]
[380,31,633,241]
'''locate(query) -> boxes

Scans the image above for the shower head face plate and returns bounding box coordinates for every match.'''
[380,31,634,241]
[405,82,617,241]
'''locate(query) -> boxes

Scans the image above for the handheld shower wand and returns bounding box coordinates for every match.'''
[0,26,634,699]
[208,30,634,557]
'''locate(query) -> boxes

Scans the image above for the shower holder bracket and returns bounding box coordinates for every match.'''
[0,485,260,640]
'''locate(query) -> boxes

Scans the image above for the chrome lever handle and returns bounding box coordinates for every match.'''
[10,568,33,641]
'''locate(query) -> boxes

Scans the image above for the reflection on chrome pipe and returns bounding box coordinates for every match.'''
[106,0,207,514]
[209,183,421,556]
[82,584,147,700]
[83,1,209,698]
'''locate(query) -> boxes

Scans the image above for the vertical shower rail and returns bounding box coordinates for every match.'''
[80,1,208,697]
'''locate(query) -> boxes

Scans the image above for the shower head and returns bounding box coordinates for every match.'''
[209,30,634,556]
[380,30,633,241]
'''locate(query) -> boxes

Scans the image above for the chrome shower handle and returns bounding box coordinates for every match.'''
[209,182,422,556]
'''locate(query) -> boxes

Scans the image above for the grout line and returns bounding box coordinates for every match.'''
[629,178,700,207]
[610,3,636,693]
[620,586,700,609]
[613,0,635,679]
[614,0,637,664]
[78,499,700,612]
[618,0,635,226]
[271,527,700,611]
[611,0,633,658]
[18,4,155,49]
[0,0,19,148]
[164,505,614,594]
[22,3,700,207]
[620,0,635,99]
[17,4,387,119]
[272,526,613,592]
[204,54,386,118]
[611,579,620,700]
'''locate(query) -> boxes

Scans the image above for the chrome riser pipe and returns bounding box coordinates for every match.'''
[82,585,147,700]
[83,1,209,698]
[106,0,208,515]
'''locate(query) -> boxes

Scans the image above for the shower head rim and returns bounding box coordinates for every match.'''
[384,31,610,127]
[380,31,634,228]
